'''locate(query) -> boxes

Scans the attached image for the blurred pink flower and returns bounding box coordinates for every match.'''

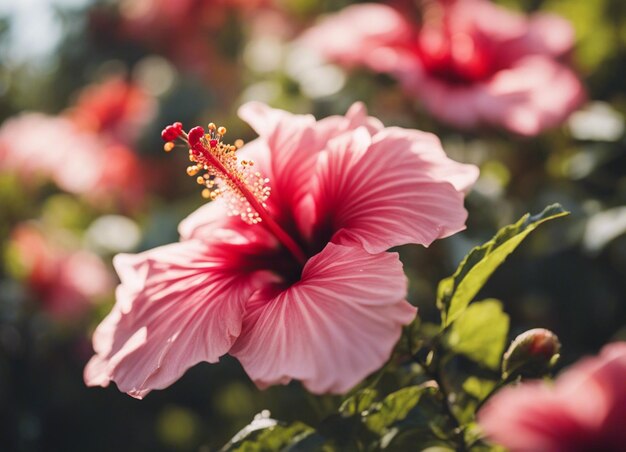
[9,224,113,321]
[84,102,478,398]
[0,113,145,209]
[300,0,585,136]
[479,342,626,451]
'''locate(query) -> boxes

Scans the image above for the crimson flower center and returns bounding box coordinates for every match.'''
[417,24,494,85]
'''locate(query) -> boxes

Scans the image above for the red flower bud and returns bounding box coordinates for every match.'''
[502,328,561,379]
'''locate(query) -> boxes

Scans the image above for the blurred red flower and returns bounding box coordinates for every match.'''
[479,342,626,451]
[301,0,585,135]
[9,224,113,321]
[67,76,156,145]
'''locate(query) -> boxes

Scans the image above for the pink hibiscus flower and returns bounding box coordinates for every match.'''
[9,224,113,321]
[84,102,478,398]
[479,342,626,451]
[300,0,585,136]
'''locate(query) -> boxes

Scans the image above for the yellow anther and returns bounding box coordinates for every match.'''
[187,166,199,176]
[163,141,175,152]
[201,188,211,199]
[208,123,216,131]
[217,126,227,135]
[234,139,244,149]
[196,176,205,185]
[204,134,212,141]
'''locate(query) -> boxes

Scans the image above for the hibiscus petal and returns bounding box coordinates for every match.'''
[178,199,276,247]
[237,101,293,137]
[298,3,412,68]
[238,102,384,229]
[411,56,584,136]
[483,56,585,136]
[316,102,384,136]
[178,201,230,241]
[478,383,586,451]
[304,127,472,253]
[377,127,479,193]
[522,13,575,56]
[231,243,416,394]
[557,342,626,436]
[84,240,273,399]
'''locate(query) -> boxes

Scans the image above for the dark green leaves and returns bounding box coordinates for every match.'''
[438,204,568,326]
[339,388,378,417]
[223,204,570,452]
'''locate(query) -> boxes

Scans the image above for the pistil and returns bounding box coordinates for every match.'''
[162,122,307,266]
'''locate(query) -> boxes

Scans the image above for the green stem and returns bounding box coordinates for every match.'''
[414,352,467,451]
[474,373,519,413]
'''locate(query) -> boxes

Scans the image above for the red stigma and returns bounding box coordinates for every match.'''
[161,122,183,142]
[188,126,205,147]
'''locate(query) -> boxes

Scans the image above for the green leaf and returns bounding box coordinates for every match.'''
[438,204,568,326]
[365,383,439,436]
[462,377,496,402]
[338,388,378,417]
[445,299,510,370]
[222,416,316,452]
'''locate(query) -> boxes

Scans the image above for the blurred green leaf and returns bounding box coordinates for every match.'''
[156,406,200,450]
[462,377,496,402]
[543,0,614,71]
[438,204,568,326]
[445,299,510,370]
[338,388,378,417]
[365,383,439,436]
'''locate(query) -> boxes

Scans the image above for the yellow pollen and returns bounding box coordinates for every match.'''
[170,122,271,224]
[163,141,175,152]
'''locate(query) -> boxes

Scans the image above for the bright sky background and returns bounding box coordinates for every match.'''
[0,0,93,65]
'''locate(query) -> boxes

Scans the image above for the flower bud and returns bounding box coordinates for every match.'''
[502,328,561,379]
